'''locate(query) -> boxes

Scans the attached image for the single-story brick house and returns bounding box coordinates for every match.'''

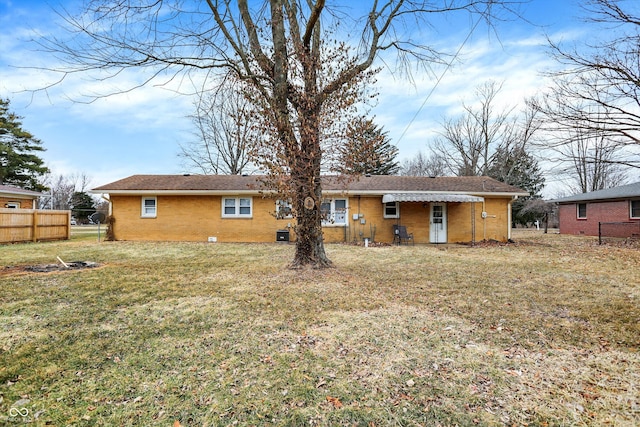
[552,181,640,236]
[91,174,528,244]
[0,184,42,209]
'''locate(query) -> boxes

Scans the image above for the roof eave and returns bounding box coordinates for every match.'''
[325,190,528,197]
[554,196,639,204]
[0,193,42,199]
[89,189,273,196]
[91,189,528,197]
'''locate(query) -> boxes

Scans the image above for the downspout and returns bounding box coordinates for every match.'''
[482,180,486,241]
[482,199,486,241]
[508,195,518,240]
[471,201,476,245]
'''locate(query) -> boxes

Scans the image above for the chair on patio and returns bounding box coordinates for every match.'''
[393,224,414,245]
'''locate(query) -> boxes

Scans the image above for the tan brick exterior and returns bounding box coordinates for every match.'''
[0,197,35,209]
[109,194,514,243]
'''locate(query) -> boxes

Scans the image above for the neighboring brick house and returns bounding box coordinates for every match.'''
[0,184,42,209]
[92,174,528,244]
[552,182,640,236]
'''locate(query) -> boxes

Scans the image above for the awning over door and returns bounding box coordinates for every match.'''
[382,193,484,203]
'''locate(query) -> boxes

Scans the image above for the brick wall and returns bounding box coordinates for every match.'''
[558,200,638,236]
[109,194,514,243]
[0,197,35,209]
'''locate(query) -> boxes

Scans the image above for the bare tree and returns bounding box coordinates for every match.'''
[519,198,555,233]
[39,172,93,210]
[399,151,447,177]
[552,125,628,193]
[179,78,256,175]
[533,0,640,174]
[431,80,529,177]
[37,1,522,268]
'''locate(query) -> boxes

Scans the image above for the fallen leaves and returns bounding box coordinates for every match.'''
[326,396,343,408]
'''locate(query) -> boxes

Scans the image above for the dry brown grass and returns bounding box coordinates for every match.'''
[0,231,638,426]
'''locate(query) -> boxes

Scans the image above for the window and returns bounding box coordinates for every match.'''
[383,201,399,219]
[577,203,587,219]
[222,197,253,218]
[321,199,347,225]
[141,197,157,218]
[5,202,20,208]
[275,199,293,219]
[631,200,640,219]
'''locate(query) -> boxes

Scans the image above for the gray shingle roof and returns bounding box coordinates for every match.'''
[0,184,43,197]
[551,181,640,203]
[92,174,528,196]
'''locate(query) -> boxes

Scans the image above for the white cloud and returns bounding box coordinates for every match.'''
[1,0,602,198]
[372,30,561,160]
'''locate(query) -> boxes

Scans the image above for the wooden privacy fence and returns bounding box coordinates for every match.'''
[0,208,71,243]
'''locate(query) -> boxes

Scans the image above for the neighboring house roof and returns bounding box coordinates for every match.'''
[551,181,640,204]
[0,184,42,198]
[92,174,528,198]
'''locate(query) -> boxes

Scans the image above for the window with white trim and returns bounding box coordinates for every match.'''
[222,197,253,218]
[631,200,640,219]
[577,203,587,219]
[383,201,399,219]
[5,202,20,208]
[275,199,293,219]
[321,198,347,225]
[141,197,157,218]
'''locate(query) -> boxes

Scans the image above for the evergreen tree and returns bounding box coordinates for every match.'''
[70,192,96,224]
[487,146,545,226]
[0,98,50,191]
[337,117,399,175]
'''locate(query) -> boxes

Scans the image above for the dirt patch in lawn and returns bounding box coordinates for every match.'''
[1,261,100,275]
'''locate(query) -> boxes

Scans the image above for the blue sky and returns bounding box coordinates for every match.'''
[1,0,589,195]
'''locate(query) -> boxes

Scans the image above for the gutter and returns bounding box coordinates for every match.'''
[88,189,270,196]
[90,189,530,198]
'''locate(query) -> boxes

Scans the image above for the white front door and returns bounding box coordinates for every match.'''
[430,203,447,243]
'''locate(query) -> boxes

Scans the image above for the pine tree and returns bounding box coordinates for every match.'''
[70,192,96,224]
[0,99,50,191]
[487,146,545,226]
[337,117,399,175]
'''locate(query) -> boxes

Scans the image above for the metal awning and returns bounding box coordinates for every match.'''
[382,193,484,203]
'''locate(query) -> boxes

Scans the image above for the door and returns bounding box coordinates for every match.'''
[430,203,447,243]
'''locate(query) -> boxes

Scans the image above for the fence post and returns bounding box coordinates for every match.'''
[32,210,38,242]
[66,211,72,240]
[598,222,602,245]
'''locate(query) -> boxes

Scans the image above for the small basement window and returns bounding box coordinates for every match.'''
[141,197,157,218]
[577,203,587,219]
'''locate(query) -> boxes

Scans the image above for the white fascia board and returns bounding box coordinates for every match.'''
[323,190,528,198]
[89,189,528,198]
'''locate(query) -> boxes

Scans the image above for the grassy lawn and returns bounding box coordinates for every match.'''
[1,231,638,426]
[70,225,104,242]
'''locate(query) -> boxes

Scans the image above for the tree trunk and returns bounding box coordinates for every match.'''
[289,108,332,269]
[291,178,332,269]
[264,0,330,268]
